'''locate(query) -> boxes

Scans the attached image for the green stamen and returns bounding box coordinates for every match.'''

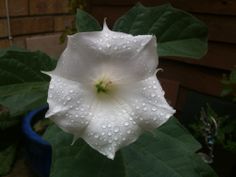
[95,80,112,94]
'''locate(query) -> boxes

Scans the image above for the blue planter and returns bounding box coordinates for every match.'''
[22,106,51,177]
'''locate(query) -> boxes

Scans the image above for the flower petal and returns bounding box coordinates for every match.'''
[80,98,142,159]
[46,74,95,135]
[52,23,158,84]
[118,74,175,131]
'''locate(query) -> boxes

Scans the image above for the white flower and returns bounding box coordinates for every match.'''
[45,22,175,159]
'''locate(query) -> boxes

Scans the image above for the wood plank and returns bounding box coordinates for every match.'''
[91,6,236,44]
[10,16,54,36]
[196,14,236,44]
[0,0,28,17]
[29,0,69,15]
[163,42,236,71]
[26,33,66,59]
[91,0,236,15]
[157,60,225,96]
[90,6,129,28]
[160,79,180,108]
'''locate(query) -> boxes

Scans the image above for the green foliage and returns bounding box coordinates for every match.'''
[44,118,217,177]
[190,105,236,154]
[0,47,56,175]
[76,9,102,32]
[0,48,55,117]
[0,105,19,130]
[113,3,208,59]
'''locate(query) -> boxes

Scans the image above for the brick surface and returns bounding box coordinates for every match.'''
[30,0,69,15]
[0,19,8,37]
[54,15,74,32]
[0,0,28,17]
[11,16,54,36]
[13,37,26,48]
[0,39,9,48]
[26,33,66,58]
[0,37,25,48]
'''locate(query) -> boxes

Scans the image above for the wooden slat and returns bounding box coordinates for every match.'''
[196,14,236,44]
[91,0,236,15]
[163,42,236,71]
[158,60,224,96]
[90,6,129,27]
[26,33,66,59]
[91,6,236,44]
[160,79,180,108]
[0,0,28,17]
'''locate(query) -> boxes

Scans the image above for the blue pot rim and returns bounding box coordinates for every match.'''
[22,105,51,146]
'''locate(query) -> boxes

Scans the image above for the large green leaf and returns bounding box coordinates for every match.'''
[0,48,56,85]
[0,105,19,130]
[44,118,217,177]
[113,3,208,59]
[76,9,102,32]
[0,48,55,117]
[0,82,49,117]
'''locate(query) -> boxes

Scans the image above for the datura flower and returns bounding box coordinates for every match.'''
[45,22,175,159]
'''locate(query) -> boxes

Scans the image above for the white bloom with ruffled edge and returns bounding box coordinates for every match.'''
[45,22,175,159]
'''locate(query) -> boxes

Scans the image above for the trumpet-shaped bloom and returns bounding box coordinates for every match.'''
[45,23,175,159]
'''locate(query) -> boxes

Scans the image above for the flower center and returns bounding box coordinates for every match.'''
[95,79,113,94]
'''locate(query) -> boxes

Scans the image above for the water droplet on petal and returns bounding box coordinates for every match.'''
[124,122,129,126]
[114,128,119,133]
[69,90,74,93]
[152,107,157,112]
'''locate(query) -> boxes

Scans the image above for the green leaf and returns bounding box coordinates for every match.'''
[0,49,56,85]
[0,144,17,176]
[0,48,55,117]
[0,105,19,130]
[76,9,102,32]
[0,82,49,117]
[113,3,208,59]
[44,118,217,177]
